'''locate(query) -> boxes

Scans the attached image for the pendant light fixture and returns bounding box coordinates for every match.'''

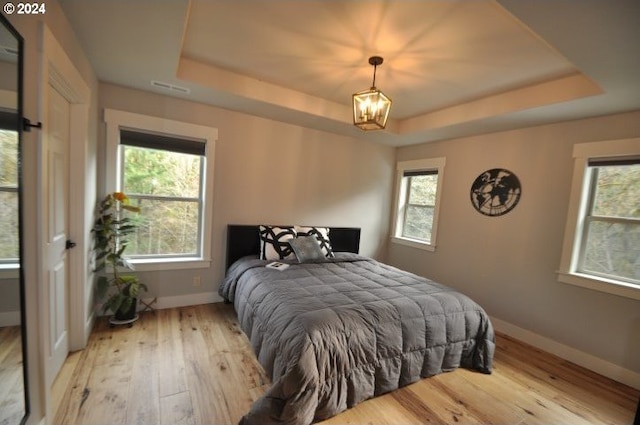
[352,56,392,131]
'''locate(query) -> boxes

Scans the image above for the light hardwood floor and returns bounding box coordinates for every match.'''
[52,303,639,425]
[0,325,26,425]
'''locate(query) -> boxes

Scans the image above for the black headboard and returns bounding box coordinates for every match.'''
[226,225,361,270]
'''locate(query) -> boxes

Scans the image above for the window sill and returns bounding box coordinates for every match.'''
[557,271,640,301]
[391,236,435,252]
[0,264,19,280]
[129,257,211,272]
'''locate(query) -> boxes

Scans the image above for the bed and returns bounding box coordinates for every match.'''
[219,224,495,425]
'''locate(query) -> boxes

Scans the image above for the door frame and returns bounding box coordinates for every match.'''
[36,22,91,417]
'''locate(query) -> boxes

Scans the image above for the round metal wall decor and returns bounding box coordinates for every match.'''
[470,168,521,216]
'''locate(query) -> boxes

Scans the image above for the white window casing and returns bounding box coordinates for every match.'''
[104,109,217,271]
[391,157,446,252]
[558,137,640,300]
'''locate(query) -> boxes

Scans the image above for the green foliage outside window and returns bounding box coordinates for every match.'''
[122,146,203,257]
[581,164,640,283]
[403,174,438,242]
[591,165,640,218]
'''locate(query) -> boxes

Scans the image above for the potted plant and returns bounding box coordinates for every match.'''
[92,191,147,325]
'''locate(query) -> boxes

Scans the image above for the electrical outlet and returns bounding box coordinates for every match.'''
[193,275,201,287]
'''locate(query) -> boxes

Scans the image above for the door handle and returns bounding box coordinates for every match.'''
[65,239,77,250]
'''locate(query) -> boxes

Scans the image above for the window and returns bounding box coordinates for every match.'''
[120,130,205,258]
[559,138,640,300]
[0,111,19,268]
[401,170,438,242]
[392,158,445,251]
[105,109,217,271]
[579,159,639,282]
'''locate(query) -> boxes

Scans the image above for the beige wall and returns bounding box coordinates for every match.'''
[99,82,395,302]
[388,110,640,377]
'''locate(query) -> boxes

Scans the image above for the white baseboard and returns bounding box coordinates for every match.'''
[491,316,640,390]
[0,310,20,327]
[141,292,224,310]
[95,292,224,318]
[85,312,95,341]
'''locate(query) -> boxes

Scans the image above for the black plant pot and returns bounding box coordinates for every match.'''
[114,297,138,321]
[110,284,139,327]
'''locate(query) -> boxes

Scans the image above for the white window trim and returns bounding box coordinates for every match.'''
[391,157,446,252]
[104,109,217,271]
[558,137,640,300]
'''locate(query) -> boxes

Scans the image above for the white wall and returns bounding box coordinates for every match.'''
[388,111,640,383]
[98,82,395,305]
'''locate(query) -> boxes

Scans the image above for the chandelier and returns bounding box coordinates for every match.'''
[352,56,392,131]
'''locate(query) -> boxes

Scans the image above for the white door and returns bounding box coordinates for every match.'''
[46,85,71,387]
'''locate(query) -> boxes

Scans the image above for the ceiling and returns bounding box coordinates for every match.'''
[59,0,640,146]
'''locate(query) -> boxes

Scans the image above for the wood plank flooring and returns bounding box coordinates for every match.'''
[0,325,26,425]
[52,303,639,425]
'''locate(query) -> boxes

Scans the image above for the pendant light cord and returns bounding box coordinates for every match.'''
[371,64,377,88]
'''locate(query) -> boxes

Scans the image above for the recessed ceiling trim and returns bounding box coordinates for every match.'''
[399,73,603,135]
[151,80,190,94]
[177,57,352,124]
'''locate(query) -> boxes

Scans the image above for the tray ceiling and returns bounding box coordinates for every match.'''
[59,0,640,146]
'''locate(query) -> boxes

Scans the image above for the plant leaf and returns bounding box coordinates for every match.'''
[119,297,132,315]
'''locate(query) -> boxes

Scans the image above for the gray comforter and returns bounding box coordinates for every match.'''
[219,253,495,425]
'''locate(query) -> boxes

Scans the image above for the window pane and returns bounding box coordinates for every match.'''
[1,130,18,261]
[581,220,640,282]
[402,173,438,242]
[408,175,438,205]
[123,146,201,198]
[0,191,19,260]
[125,198,200,256]
[1,130,18,187]
[403,205,434,242]
[592,164,640,219]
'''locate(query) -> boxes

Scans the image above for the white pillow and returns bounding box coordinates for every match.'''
[259,225,297,260]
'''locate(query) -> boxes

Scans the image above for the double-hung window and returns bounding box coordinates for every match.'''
[104,109,217,271]
[119,130,205,258]
[559,138,640,299]
[392,158,445,251]
[0,111,19,270]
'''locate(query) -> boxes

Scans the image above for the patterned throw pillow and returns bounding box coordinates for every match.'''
[289,235,326,263]
[259,225,297,260]
[294,226,334,257]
